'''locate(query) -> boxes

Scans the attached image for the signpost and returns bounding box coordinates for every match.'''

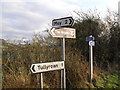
[51,17,75,89]
[61,37,66,89]
[31,16,75,89]
[86,35,95,83]
[49,28,76,38]
[30,61,64,89]
[52,17,74,27]
[40,73,43,89]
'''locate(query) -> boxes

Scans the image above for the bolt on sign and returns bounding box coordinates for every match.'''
[89,41,95,46]
[30,61,64,73]
[86,36,95,41]
[49,28,76,38]
[52,17,74,28]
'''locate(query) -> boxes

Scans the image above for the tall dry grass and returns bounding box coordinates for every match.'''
[2,35,102,88]
[2,36,62,88]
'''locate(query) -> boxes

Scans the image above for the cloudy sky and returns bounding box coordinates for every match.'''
[1,0,120,40]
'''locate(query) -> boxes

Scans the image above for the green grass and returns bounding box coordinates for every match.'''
[96,71,120,88]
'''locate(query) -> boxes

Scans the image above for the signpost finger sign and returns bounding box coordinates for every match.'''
[52,17,74,27]
[30,61,64,73]
[49,28,76,38]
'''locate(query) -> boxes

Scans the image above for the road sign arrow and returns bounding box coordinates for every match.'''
[69,18,74,25]
[49,28,76,38]
[49,28,56,36]
[30,64,36,73]
[32,65,35,72]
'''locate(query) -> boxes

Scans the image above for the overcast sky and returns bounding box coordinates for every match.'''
[1,0,120,40]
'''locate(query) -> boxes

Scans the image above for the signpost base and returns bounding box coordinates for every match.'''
[40,73,43,90]
[89,44,93,83]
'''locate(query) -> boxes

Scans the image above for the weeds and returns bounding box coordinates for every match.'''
[96,71,120,88]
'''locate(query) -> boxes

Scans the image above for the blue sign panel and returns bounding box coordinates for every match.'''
[86,36,95,41]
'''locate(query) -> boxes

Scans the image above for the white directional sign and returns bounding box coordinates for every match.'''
[52,17,74,27]
[49,28,76,38]
[30,61,64,73]
[89,41,95,46]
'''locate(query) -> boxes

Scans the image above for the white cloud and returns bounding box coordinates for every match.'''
[1,0,80,40]
[1,0,120,40]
